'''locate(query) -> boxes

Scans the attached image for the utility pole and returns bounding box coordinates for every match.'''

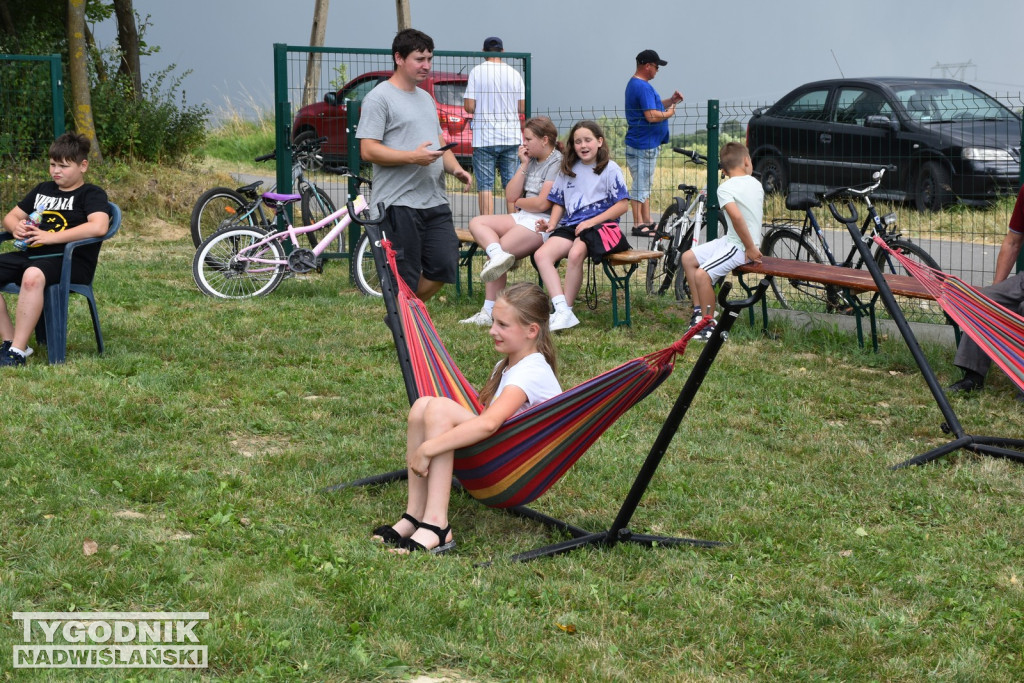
[930,60,977,82]
[302,0,330,107]
[396,0,411,30]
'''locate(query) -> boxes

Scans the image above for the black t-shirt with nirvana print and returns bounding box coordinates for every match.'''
[16,181,110,265]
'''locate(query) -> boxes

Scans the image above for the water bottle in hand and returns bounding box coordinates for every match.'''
[14,206,43,251]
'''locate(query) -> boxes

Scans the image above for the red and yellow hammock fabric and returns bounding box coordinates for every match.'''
[875,236,1024,393]
[381,239,706,508]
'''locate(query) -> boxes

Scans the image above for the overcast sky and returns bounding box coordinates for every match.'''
[98,0,1024,120]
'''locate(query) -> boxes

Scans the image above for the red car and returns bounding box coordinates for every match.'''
[291,70,473,164]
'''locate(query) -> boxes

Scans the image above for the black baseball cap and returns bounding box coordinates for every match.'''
[636,49,667,66]
[483,37,503,51]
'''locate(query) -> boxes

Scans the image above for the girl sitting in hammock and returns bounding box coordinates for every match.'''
[373,282,561,554]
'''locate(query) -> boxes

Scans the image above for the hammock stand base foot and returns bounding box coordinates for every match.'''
[500,527,725,564]
[890,435,1024,470]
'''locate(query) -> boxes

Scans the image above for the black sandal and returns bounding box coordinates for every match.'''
[372,513,420,546]
[394,522,455,555]
[631,223,657,237]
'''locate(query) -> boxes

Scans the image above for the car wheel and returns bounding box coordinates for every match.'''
[754,155,787,196]
[293,130,324,172]
[914,161,952,212]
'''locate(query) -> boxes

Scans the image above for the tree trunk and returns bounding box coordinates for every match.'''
[67,0,102,161]
[113,0,142,99]
[301,0,329,108]
[395,0,411,31]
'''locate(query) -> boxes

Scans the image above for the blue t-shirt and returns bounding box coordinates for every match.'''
[547,160,629,227]
[624,77,669,149]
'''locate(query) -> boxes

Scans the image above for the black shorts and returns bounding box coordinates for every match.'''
[0,251,96,288]
[549,225,580,243]
[382,204,458,292]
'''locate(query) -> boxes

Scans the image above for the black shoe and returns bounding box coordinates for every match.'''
[0,347,26,367]
[947,377,983,394]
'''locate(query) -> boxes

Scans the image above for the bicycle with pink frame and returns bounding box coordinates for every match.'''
[192,191,372,299]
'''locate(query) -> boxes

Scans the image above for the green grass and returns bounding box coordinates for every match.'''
[1,226,1023,680]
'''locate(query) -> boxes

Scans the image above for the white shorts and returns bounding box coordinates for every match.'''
[691,237,748,280]
[512,210,549,232]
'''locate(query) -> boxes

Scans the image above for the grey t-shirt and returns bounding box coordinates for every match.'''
[356,81,448,210]
[521,149,562,199]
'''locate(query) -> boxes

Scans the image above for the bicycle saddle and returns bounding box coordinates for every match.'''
[785,192,821,211]
[261,192,302,207]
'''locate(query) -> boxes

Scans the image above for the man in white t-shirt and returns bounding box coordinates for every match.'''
[680,141,764,340]
[464,37,525,217]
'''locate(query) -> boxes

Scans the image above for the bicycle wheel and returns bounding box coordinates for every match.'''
[193,226,287,299]
[300,184,339,250]
[874,238,945,323]
[761,227,832,309]
[645,201,688,298]
[190,187,252,247]
[351,232,382,297]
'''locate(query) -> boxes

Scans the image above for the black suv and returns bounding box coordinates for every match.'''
[746,78,1021,210]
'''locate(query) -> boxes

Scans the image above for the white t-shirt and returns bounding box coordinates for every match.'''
[547,160,630,227]
[493,352,561,416]
[465,60,525,147]
[717,174,764,249]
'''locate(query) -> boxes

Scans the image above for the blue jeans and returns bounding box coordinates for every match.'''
[625,145,661,202]
[473,145,518,192]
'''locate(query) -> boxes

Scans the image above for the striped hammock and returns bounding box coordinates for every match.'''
[875,236,1024,393]
[381,238,706,508]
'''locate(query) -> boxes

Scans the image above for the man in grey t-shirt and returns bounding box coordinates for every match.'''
[358,29,471,300]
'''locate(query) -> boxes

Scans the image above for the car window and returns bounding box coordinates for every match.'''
[834,88,893,125]
[340,78,382,104]
[775,89,830,121]
[432,82,467,107]
[894,85,1016,123]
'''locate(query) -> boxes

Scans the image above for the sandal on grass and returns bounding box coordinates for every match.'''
[392,522,455,555]
[372,512,420,546]
[631,223,658,238]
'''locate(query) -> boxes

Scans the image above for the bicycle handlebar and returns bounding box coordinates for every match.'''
[254,136,330,163]
[672,147,707,164]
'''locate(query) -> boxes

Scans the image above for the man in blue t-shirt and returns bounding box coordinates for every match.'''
[624,49,683,236]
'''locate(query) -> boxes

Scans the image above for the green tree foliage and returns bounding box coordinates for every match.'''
[0,0,208,163]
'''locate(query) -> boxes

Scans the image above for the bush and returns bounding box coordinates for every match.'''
[91,67,210,163]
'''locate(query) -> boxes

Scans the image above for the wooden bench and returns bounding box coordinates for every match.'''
[734,256,956,350]
[453,228,662,328]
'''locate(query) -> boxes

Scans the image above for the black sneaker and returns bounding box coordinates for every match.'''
[946,376,983,394]
[0,347,26,367]
[687,310,702,329]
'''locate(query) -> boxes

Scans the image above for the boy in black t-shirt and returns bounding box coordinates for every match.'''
[0,132,110,367]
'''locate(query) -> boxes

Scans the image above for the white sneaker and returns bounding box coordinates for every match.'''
[479,250,516,283]
[549,309,580,332]
[692,319,717,342]
[460,309,493,326]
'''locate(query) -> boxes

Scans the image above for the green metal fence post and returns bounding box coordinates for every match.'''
[706,100,720,240]
[49,54,65,138]
[347,99,362,255]
[272,43,292,232]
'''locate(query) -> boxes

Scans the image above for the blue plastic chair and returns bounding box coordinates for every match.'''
[0,202,121,364]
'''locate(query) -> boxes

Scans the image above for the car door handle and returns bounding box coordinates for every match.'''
[819,133,832,144]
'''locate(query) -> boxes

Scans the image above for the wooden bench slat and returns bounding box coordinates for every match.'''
[735,256,933,299]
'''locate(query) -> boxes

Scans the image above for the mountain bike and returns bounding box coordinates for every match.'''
[189,134,341,249]
[192,189,375,299]
[760,167,944,322]
[644,148,727,301]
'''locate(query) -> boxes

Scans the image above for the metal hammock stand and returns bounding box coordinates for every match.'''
[847,225,1024,469]
[329,208,769,562]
